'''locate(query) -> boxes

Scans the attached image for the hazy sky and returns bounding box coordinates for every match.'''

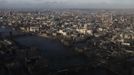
[2,0,133,3]
[0,0,134,8]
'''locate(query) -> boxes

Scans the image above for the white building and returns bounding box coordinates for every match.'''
[29,26,40,32]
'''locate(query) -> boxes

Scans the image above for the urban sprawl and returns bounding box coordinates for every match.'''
[0,9,134,75]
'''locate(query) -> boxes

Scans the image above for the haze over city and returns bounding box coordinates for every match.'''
[1,0,134,75]
[0,0,134,8]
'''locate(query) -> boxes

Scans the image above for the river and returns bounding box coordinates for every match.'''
[15,35,88,70]
[0,26,88,70]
